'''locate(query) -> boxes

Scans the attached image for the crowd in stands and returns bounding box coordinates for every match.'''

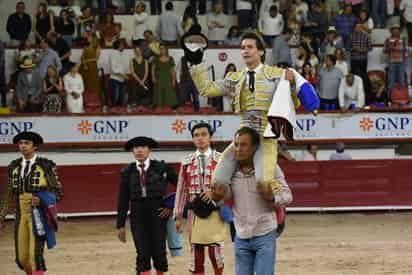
[0,0,411,114]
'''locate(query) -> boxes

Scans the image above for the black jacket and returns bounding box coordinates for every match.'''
[116,160,177,228]
[6,13,32,41]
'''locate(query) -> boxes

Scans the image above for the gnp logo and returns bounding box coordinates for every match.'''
[294,118,318,138]
[0,121,34,142]
[171,119,223,134]
[77,119,129,140]
[359,116,412,136]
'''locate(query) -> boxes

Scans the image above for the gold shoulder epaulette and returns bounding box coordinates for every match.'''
[225,71,243,82]
[263,65,283,80]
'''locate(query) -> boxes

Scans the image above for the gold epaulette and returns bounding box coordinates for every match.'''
[225,71,243,83]
[263,65,283,80]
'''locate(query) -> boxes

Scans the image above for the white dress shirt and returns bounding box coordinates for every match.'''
[195,148,212,175]
[109,50,128,82]
[245,63,263,88]
[259,13,284,36]
[237,0,253,10]
[136,158,151,197]
[21,154,37,178]
[133,12,148,40]
[338,75,365,109]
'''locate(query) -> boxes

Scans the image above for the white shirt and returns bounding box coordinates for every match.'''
[207,12,227,42]
[245,63,263,88]
[259,13,284,36]
[338,75,365,109]
[195,147,212,158]
[237,0,253,10]
[133,12,148,40]
[400,0,412,22]
[295,2,309,23]
[21,154,37,178]
[63,72,85,113]
[259,0,280,20]
[136,158,150,197]
[109,50,128,82]
[335,60,349,76]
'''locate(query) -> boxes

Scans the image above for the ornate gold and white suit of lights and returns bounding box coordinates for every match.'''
[0,157,63,273]
[190,63,319,194]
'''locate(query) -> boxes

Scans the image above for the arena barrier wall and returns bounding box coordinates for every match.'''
[1,159,411,216]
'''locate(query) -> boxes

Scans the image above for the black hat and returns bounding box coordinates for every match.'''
[181,24,208,65]
[186,195,218,218]
[124,136,158,151]
[13,131,44,145]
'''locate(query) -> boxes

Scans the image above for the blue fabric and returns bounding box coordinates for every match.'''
[166,216,183,256]
[163,193,176,209]
[33,192,57,249]
[219,205,233,223]
[298,82,320,112]
[235,229,277,275]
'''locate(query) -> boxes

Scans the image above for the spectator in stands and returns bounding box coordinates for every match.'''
[132,2,148,46]
[330,142,352,160]
[38,39,62,80]
[368,71,387,104]
[0,40,5,107]
[221,63,237,111]
[371,0,386,28]
[150,0,162,15]
[400,0,412,44]
[304,2,329,47]
[152,43,178,109]
[109,40,129,106]
[272,28,292,68]
[384,23,409,97]
[97,13,121,48]
[85,0,109,15]
[6,2,32,47]
[293,0,309,26]
[142,30,161,60]
[55,9,75,47]
[224,25,242,45]
[34,3,55,45]
[259,5,284,46]
[66,0,82,17]
[339,73,365,110]
[334,3,358,48]
[176,51,200,112]
[190,0,207,15]
[80,33,102,104]
[125,0,136,13]
[16,40,37,69]
[320,26,344,58]
[302,144,317,161]
[335,48,349,76]
[181,6,199,34]
[77,6,95,43]
[259,0,280,21]
[237,0,254,31]
[208,0,227,45]
[48,32,71,75]
[302,62,318,86]
[325,0,340,21]
[345,0,365,17]
[224,0,237,14]
[48,0,63,16]
[64,62,85,113]
[16,58,43,112]
[42,65,63,113]
[349,23,371,88]
[295,44,319,73]
[129,46,151,110]
[318,54,344,110]
[278,142,296,161]
[156,2,182,45]
[359,9,374,33]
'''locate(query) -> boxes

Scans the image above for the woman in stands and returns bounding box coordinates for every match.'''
[152,43,178,109]
[335,48,349,76]
[224,26,242,45]
[181,5,198,34]
[79,33,102,106]
[97,13,121,48]
[55,9,76,47]
[64,62,85,113]
[34,3,55,45]
[359,9,374,34]
[302,62,317,87]
[42,65,63,113]
[130,46,151,110]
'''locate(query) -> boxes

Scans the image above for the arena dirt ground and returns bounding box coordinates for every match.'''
[1,212,412,275]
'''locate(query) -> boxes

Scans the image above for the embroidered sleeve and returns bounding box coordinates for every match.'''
[47,163,64,202]
[173,163,189,219]
[0,173,13,222]
[190,64,237,97]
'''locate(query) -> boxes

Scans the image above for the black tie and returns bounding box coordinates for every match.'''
[248,71,255,92]
[23,160,30,178]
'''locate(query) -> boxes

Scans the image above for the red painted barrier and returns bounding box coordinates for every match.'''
[1,160,411,214]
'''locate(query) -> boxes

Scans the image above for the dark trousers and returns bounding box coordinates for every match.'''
[190,0,207,14]
[223,0,236,14]
[371,0,387,28]
[125,0,136,12]
[179,79,200,111]
[150,0,162,15]
[130,198,168,273]
[110,79,125,106]
[351,59,371,103]
[238,9,254,30]
[319,98,339,110]
[407,22,412,44]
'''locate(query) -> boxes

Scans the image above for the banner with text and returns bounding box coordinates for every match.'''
[1,113,412,145]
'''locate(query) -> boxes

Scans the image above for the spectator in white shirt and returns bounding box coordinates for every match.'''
[64,63,84,113]
[335,48,349,76]
[109,40,129,106]
[259,5,284,46]
[132,2,148,46]
[294,0,309,25]
[208,1,227,45]
[400,0,412,44]
[259,0,280,21]
[338,73,365,110]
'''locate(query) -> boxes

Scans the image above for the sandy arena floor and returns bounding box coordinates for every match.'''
[1,213,412,275]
